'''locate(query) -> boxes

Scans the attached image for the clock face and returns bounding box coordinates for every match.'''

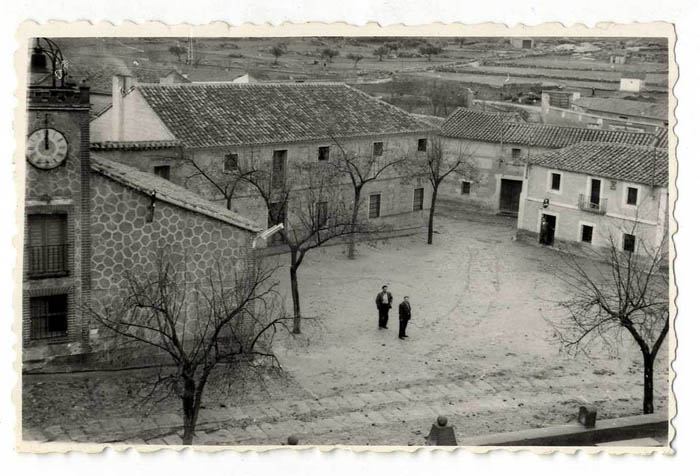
[26,128,69,170]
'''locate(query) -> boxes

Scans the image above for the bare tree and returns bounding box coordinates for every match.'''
[184,151,256,211]
[245,161,359,334]
[406,136,474,244]
[86,250,290,444]
[550,228,670,414]
[327,132,404,259]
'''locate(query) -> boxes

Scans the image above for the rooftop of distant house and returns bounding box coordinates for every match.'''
[91,154,262,232]
[410,113,445,130]
[572,97,668,121]
[528,142,668,187]
[109,82,434,148]
[440,108,660,148]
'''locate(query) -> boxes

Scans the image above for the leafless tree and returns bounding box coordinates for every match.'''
[405,136,474,244]
[244,161,360,334]
[550,228,670,414]
[327,132,405,259]
[184,151,256,211]
[85,249,290,444]
[168,45,187,63]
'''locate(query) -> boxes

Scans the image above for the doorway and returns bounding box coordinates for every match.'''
[590,178,602,208]
[499,179,523,215]
[539,214,556,246]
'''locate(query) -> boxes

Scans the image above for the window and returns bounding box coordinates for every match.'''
[30,294,68,339]
[272,150,287,188]
[373,141,384,157]
[318,146,330,162]
[27,214,68,278]
[511,148,522,159]
[316,201,328,227]
[550,172,561,192]
[626,186,639,206]
[623,233,636,253]
[369,193,381,219]
[223,153,239,173]
[417,138,427,152]
[153,165,171,180]
[413,188,424,211]
[461,181,471,195]
[581,225,593,244]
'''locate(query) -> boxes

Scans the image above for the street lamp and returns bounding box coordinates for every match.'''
[252,223,284,249]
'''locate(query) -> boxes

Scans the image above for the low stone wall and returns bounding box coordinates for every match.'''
[458,413,669,447]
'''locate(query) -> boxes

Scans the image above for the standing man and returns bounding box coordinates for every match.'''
[375,285,393,329]
[398,296,411,339]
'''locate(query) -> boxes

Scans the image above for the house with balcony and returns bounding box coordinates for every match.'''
[438,108,660,216]
[516,142,668,254]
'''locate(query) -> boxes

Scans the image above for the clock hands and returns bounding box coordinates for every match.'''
[43,114,49,150]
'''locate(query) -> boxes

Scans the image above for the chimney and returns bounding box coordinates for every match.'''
[111,74,134,141]
[466,88,474,109]
[541,92,550,114]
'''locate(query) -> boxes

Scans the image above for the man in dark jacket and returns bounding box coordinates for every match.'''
[375,285,392,329]
[398,296,411,339]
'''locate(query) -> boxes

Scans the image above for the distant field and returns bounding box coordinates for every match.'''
[492,55,669,73]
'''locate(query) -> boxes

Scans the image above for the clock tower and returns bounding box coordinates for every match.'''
[23,39,92,358]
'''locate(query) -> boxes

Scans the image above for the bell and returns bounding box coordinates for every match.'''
[29,46,49,75]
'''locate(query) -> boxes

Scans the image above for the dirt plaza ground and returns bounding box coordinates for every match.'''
[22,207,670,445]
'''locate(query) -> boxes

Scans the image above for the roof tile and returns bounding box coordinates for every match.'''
[528,142,668,187]
[137,83,433,148]
[91,154,261,232]
[441,108,659,148]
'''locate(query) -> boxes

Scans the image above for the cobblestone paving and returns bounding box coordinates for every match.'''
[23,371,668,446]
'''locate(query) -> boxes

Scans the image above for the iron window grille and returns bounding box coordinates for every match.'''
[30,294,68,340]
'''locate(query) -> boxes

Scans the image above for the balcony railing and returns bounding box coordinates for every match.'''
[578,194,607,215]
[27,244,69,278]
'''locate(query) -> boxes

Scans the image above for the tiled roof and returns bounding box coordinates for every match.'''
[90,140,182,151]
[573,97,668,121]
[136,83,434,148]
[528,142,668,187]
[654,128,669,149]
[410,113,445,130]
[441,108,659,148]
[91,155,261,232]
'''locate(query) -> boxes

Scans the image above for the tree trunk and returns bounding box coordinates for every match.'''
[181,376,198,445]
[642,351,655,414]
[427,188,438,245]
[226,195,233,210]
[347,188,362,259]
[290,260,302,334]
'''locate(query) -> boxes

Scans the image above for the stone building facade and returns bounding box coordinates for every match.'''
[90,80,437,240]
[438,108,662,216]
[516,142,668,255]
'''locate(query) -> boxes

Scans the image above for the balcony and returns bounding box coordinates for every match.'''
[27,244,69,278]
[578,194,607,215]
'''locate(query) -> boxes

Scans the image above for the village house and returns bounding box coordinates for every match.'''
[571,96,669,131]
[89,77,437,238]
[438,108,660,215]
[516,142,668,254]
[619,72,646,93]
[24,75,260,365]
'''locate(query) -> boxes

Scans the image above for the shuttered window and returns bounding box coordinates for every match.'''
[27,214,68,277]
[413,188,424,211]
[272,150,287,188]
[369,194,381,219]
